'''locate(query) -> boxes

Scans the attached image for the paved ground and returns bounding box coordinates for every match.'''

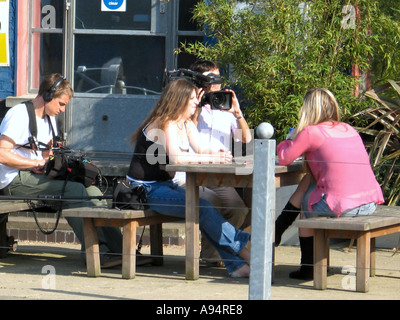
[0,241,399,300]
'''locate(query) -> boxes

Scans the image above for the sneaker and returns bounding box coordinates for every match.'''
[136,253,154,266]
[100,254,122,269]
[200,258,225,268]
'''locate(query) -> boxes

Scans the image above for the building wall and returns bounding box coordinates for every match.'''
[0,0,16,100]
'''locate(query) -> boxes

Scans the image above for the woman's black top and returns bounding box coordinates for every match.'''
[127,127,174,181]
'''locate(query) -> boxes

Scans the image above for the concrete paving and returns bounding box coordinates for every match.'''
[0,241,399,300]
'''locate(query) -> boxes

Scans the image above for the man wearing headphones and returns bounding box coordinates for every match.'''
[0,73,123,268]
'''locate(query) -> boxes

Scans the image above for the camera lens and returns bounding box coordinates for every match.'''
[209,91,232,110]
[211,92,226,106]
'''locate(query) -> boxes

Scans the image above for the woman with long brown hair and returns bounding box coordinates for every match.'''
[126,79,251,278]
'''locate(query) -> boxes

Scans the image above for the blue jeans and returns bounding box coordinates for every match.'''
[128,179,250,275]
[302,183,377,218]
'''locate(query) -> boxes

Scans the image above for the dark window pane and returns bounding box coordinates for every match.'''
[179,0,201,31]
[31,33,63,90]
[75,0,151,30]
[74,35,165,95]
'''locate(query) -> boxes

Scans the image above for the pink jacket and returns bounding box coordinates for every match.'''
[277,122,384,216]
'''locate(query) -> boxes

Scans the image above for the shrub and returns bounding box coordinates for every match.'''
[178,0,400,140]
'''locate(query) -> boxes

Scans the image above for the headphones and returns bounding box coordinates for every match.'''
[43,76,66,102]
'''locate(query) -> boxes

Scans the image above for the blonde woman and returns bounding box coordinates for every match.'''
[126,79,251,277]
[276,88,384,280]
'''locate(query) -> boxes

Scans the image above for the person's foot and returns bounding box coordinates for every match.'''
[238,247,250,264]
[289,265,313,280]
[200,258,225,267]
[100,254,122,269]
[230,264,250,278]
[136,252,154,266]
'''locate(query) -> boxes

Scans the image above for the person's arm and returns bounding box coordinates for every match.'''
[277,126,316,166]
[165,121,231,164]
[228,90,252,143]
[0,135,47,173]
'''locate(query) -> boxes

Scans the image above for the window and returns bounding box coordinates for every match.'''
[177,0,203,69]
[72,0,163,95]
[28,0,205,95]
[75,1,151,30]
[30,0,64,91]
[74,34,165,94]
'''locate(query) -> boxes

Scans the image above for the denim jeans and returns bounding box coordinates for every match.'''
[128,179,250,274]
[302,183,377,218]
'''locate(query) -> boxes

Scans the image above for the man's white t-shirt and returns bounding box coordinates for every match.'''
[196,104,239,152]
[0,103,57,189]
[172,105,239,185]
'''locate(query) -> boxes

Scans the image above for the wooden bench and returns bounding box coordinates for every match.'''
[62,207,182,279]
[0,201,32,257]
[296,205,400,292]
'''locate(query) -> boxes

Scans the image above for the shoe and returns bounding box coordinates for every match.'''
[200,258,225,268]
[230,264,250,278]
[100,254,122,269]
[289,236,314,280]
[289,265,313,280]
[136,253,154,266]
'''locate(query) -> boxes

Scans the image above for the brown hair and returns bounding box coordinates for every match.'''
[129,79,197,143]
[38,73,74,100]
[189,59,219,74]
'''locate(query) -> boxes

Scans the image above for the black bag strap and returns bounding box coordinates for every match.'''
[18,101,56,152]
[25,101,37,139]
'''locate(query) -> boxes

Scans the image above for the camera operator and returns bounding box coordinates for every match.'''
[173,60,252,267]
[0,74,123,268]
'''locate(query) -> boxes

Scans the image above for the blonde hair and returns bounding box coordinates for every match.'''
[129,79,197,143]
[295,88,341,136]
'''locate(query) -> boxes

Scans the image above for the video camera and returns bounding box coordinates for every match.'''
[165,68,233,110]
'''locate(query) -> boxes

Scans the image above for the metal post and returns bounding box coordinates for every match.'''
[249,139,276,300]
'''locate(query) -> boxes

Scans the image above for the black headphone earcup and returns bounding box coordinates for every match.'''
[43,76,65,103]
[43,91,52,102]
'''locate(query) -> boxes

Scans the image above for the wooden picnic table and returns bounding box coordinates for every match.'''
[166,153,304,282]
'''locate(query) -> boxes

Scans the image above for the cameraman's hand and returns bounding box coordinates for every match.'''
[193,88,205,125]
[225,89,242,118]
[197,88,205,102]
[31,159,47,175]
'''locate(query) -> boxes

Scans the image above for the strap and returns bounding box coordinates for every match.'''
[25,101,37,138]
[18,101,56,152]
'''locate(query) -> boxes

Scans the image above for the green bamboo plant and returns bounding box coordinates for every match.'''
[354,81,400,205]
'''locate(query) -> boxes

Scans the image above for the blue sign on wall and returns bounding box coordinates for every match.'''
[101,0,126,12]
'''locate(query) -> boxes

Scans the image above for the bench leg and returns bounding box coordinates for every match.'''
[83,218,101,277]
[122,220,137,279]
[356,232,371,293]
[0,215,9,258]
[185,172,199,280]
[370,238,376,277]
[150,223,163,266]
[314,229,328,290]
